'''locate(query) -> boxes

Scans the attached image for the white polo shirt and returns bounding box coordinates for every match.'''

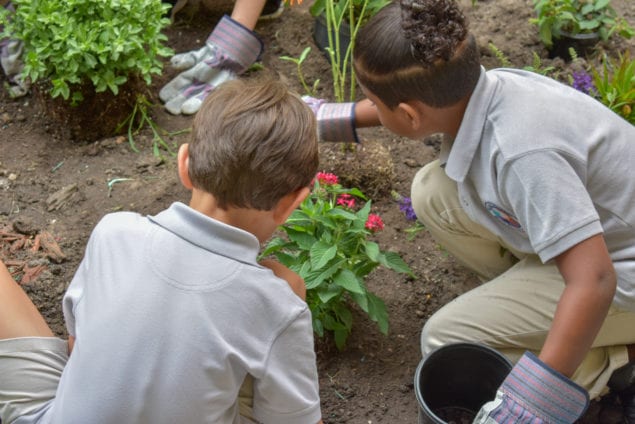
[442,67,635,310]
[44,202,321,424]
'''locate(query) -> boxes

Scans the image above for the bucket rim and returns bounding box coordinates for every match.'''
[413,342,513,423]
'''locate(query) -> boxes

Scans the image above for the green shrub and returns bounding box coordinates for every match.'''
[0,0,173,102]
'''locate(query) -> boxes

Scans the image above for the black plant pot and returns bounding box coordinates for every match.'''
[548,31,600,61]
[414,342,513,424]
[312,13,351,68]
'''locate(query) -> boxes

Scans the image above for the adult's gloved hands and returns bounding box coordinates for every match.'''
[473,351,589,423]
[159,15,263,115]
[301,96,358,143]
[1,2,29,98]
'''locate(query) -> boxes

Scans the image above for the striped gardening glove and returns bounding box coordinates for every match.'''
[159,15,263,115]
[302,96,359,143]
[473,351,589,424]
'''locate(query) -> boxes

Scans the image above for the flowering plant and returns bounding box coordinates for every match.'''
[262,172,413,349]
[392,190,426,240]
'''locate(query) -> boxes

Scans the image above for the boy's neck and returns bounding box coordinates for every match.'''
[188,189,275,244]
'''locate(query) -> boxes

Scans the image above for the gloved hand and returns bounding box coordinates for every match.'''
[1,1,29,98]
[301,96,359,143]
[159,15,263,115]
[473,351,589,424]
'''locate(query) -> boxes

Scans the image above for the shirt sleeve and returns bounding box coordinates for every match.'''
[252,307,322,424]
[499,150,603,262]
[62,229,97,338]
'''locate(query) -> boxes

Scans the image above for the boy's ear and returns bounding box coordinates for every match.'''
[177,143,193,190]
[397,101,424,133]
[273,187,310,225]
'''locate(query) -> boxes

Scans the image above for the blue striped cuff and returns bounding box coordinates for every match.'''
[316,102,358,143]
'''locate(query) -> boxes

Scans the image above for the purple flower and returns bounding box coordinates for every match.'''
[572,71,594,95]
[398,197,418,221]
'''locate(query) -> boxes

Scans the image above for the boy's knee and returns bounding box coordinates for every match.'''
[420,301,475,356]
[420,312,446,356]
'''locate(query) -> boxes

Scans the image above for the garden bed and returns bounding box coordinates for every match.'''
[0,0,634,422]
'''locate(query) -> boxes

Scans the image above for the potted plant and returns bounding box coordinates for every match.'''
[0,0,173,142]
[531,0,634,60]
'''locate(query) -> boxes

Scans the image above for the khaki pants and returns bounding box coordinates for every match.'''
[0,337,258,423]
[411,160,635,399]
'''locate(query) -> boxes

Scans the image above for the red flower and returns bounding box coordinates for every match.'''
[315,172,338,186]
[336,193,355,209]
[365,214,384,232]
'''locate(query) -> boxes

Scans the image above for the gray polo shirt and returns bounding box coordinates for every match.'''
[442,68,635,310]
[50,202,320,424]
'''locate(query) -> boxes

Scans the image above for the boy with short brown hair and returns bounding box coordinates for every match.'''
[0,76,323,424]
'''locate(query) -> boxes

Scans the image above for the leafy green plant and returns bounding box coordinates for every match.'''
[591,51,635,125]
[311,0,390,102]
[284,0,389,102]
[0,0,173,102]
[280,47,320,96]
[262,172,414,349]
[531,0,634,48]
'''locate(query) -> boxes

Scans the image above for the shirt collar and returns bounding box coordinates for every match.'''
[443,67,497,182]
[148,202,261,265]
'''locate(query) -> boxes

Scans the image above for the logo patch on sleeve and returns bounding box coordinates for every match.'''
[484,201,523,230]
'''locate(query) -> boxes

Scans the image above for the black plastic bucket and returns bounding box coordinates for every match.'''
[414,342,513,424]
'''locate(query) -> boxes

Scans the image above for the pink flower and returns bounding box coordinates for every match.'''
[365,214,384,232]
[315,172,338,186]
[336,194,355,209]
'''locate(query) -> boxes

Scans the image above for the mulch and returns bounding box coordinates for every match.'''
[0,220,65,284]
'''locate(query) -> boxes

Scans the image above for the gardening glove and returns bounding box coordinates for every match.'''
[473,351,589,424]
[0,1,29,98]
[302,96,359,143]
[159,14,263,115]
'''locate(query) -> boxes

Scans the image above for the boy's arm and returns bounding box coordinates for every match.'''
[542,233,616,375]
[475,233,615,423]
[259,259,306,301]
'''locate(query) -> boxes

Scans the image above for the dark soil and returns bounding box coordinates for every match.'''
[1,0,634,423]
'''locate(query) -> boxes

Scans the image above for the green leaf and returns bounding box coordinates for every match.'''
[286,227,317,250]
[317,284,343,303]
[304,259,345,290]
[364,241,380,261]
[334,328,349,350]
[310,241,338,270]
[327,208,358,220]
[261,237,287,256]
[273,252,300,268]
[350,291,369,313]
[367,292,389,335]
[333,269,365,294]
[379,251,414,276]
[313,317,324,337]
